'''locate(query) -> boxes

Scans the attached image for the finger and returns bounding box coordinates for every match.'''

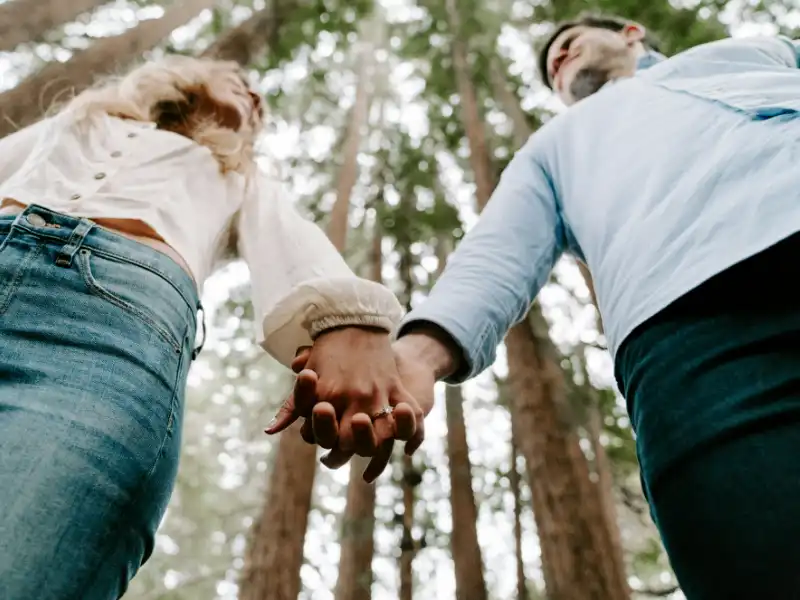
[265,394,298,435]
[265,369,318,435]
[363,438,394,483]
[292,369,319,417]
[320,443,354,470]
[351,412,377,457]
[392,402,417,441]
[404,412,425,456]
[291,346,312,373]
[312,402,339,449]
[300,418,316,444]
[371,410,395,452]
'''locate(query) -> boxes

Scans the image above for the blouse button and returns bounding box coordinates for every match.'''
[70,193,81,201]
[94,172,106,180]
[111,151,122,158]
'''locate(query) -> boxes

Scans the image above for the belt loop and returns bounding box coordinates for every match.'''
[192,302,206,360]
[55,218,95,268]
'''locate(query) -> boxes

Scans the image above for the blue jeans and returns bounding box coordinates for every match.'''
[0,205,201,599]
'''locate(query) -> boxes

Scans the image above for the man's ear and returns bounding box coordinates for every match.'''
[622,23,646,46]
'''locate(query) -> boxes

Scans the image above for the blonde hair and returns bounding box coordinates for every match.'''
[63,55,262,174]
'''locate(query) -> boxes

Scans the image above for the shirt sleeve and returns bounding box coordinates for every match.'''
[237,174,404,367]
[398,138,565,383]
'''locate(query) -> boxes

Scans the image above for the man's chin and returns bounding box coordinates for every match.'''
[568,68,611,102]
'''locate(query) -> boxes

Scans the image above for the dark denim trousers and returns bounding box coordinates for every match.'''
[0,205,199,599]
[616,232,800,599]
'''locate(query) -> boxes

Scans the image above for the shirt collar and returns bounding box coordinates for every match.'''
[636,51,666,71]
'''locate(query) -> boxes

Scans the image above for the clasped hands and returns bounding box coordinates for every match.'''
[265,325,453,482]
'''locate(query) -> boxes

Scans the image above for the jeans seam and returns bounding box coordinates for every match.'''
[0,243,43,315]
[77,249,182,353]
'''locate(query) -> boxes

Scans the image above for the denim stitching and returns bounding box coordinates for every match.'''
[77,249,182,354]
[0,243,43,315]
[9,223,197,318]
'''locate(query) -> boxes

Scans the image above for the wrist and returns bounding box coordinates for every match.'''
[395,323,461,381]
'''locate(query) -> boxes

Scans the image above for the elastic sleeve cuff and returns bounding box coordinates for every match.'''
[259,277,403,367]
[310,314,396,339]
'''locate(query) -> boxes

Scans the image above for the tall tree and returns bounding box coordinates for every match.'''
[201,0,289,64]
[0,0,217,138]
[445,385,488,600]
[441,0,630,597]
[240,23,376,600]
[435,236,488,600]
[0,0,109,53]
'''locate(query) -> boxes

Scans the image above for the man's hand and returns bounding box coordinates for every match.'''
[264,326,426,481]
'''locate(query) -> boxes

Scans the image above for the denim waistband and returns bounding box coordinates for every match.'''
[0,204,204,349]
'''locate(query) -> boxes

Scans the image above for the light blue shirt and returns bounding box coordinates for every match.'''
[401,35,800,383]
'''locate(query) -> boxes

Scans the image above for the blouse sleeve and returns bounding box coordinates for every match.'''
[236,173,403,367]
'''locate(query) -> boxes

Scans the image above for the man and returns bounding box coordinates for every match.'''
[269,14,800,597]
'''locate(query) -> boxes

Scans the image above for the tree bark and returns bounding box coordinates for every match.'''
[240,422,316,600]
[399,455,416,600]
[0,0,216,138]
[201,0,288,64]
[505,323,629,599]
[334,457,376,600]
[443,3,629,597]
[445,385,488,600]
[510,436,530,600]
[0,0,109,52]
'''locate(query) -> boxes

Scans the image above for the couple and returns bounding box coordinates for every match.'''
[0,10,798,600]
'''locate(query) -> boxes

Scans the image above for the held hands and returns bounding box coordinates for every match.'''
[265,327,437,482]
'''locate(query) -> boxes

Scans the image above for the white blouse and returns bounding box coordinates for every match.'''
[0,112,403,367]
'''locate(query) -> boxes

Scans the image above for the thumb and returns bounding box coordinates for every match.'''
[265,369,318,434]
[291,346,312,374]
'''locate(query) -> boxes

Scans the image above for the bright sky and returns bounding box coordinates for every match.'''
[0,1,798,598]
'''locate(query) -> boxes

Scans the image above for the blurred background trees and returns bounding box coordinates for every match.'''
[0,0,796,597]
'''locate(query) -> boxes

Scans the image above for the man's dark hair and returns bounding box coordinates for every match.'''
[537,13,660,89]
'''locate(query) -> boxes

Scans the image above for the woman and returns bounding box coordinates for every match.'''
[0,55,402,599]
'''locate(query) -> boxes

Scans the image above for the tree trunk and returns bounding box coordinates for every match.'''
[445,385,488,600]
[201,0,288,64]
[505,320,629,599]
[586,391,625,577]
[0,0,216,138]
[334,457,376,600]
[510,436,530,600]
[326,48,372,252]
[399,455,416,600]
[0,0,109,52]
[443,3,629,597]
[240,422,316,600]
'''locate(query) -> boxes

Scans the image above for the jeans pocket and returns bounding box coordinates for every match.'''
[76,248,186,353]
